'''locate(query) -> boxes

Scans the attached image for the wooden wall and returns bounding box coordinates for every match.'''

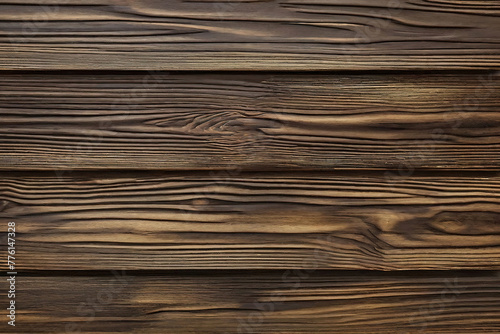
[1,0,499,333]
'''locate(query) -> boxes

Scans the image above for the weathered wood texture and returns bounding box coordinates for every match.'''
[1,0,499,333]
[1,72,499,171]
[1,0,500,70]
[10,271,500,333]
[2,173,500,271]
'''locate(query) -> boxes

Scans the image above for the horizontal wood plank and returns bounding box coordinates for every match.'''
[10,271,500,333]
[1,0,500,70]
[2,173,500,271]
[1,72,500,170]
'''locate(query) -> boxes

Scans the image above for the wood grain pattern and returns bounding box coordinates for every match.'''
[1,72,500,171]
[2,173,500,271]
[11,271,500,333]
[1,0,500,333]
[1,0,500,70]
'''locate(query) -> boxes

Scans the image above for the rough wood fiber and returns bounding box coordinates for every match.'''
[1,0,500,70]
[1,72,499,171]
[0,0,499,333]
[2,173,500,271]
[11,271,500,333]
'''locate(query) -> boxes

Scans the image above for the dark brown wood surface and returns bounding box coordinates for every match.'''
[1,0,500,333]
[12,271,500,333]
[1,173,499,271]
[1,0,500,70]
[1,72,499,171]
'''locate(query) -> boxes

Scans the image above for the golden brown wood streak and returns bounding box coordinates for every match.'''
[1,0,500,70]
[1,72,499,171]
[2,173,500,271]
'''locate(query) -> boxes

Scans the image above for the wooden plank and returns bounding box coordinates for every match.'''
[10,271,500,333]
[1,0,500,70]
[1,72,500,171]
[2,173,500,271]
